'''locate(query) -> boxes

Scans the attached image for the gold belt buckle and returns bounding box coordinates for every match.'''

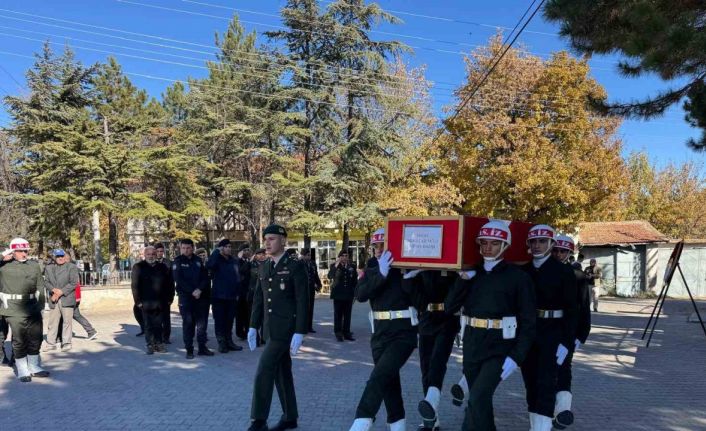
[428,303,444,312]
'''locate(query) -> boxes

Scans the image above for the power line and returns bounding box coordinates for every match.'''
[314,0,559,37]
[432,0,548,147]
[181,0,478,48]
[0,11,467,90]
[0,63,24,93]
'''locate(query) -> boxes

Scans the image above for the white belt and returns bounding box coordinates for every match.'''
[373,309,413,320]
[0,292,36,309]
[537,309,564,318]
[0,292,36,300]
[369,307,419,333]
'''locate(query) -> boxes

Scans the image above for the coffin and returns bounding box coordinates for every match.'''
[384,215,533,270]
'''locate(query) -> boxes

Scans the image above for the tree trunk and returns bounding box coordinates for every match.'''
[92,209,102,272]
[108,210,118,274]
[342,223,350,252]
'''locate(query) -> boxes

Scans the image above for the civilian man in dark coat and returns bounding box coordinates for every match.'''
[172,239,212,359]
[206,239,243,353]
[328,249,357,341]
[154,243,174,343]
[300,249,322,333]
[132,246,174,354]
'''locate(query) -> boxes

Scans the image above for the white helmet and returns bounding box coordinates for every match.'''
[526,224,556,258]
[9,238,30,251]
[476,220,511,261]
[553,235,575,252]
[371,228,385,244]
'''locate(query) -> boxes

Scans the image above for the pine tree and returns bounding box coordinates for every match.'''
[544,1,706,150]
[4,43,101,253]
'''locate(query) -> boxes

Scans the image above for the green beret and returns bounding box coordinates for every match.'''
[263,224,287,238]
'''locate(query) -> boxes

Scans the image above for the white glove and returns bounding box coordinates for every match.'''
[290,333,304,356]
[457,270,477,280]
[574,339,581,351]
[1,249,12,257]
[556,344,569,365]
[500,356,518,380]
[247,327,257,351]
[403,269,423,279]
[378,251,393,277]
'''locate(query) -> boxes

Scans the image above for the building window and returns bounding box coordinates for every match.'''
[348,240,366,269]
[318,240,336,270]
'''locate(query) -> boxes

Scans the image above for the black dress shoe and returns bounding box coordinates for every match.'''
[136,331,144,337]
[335,333,344,342]
[198,345,215,356]
[19,376,31,383]
[343,333,356,341]
[269,419,297,430]
[247,420,268,431]
[31,370,50,378]
[308,329,316,334]
[185,348,194,359]
[146,345,155,355]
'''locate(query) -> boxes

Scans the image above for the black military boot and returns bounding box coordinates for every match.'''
[227,337,243,351]
[217,337,229,354]
[185,347,194,359]
[247,419,268,431]
[198,344,214,356]
[269,419,297,430]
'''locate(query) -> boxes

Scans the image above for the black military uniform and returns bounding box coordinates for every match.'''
[249,225,308,431]
[303,251,322,333]
[407,270,461,429]
[328,255,358,341]
[172,247,211,358]
[0,257,47,382]
[131,260,174,353]
[156,256,174,343]
[0,314,10,365]
[554,263,591,429]
[235,244,252,340]
[248,250,265,346]
[353,255,417,427]
[445,261,536,431]
[521,257,577,423]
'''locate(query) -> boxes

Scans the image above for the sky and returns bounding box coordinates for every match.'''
[0,0,704,168]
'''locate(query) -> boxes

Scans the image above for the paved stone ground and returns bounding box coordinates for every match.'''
[0,296,705,430]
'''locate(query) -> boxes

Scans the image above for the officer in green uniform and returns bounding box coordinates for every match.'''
[246,225,308,431]
[0,238,49,382]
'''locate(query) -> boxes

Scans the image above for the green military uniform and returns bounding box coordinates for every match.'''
[249,246,308,427]
[0,259,45,359]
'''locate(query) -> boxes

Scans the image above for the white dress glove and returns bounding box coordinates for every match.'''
[378,251,393,277]
[556,343,569,365]
[574,339,581,351]
[457,270,477,280]
[500,356,518,380]
[247,327,258,351]
[403,269,423,279]
[290,333,304,356]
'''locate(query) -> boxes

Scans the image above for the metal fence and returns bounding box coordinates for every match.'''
[79,270,132,286]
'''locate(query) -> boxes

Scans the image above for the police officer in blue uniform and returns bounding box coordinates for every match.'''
[246,224,308,431]
[172,239,212,359]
